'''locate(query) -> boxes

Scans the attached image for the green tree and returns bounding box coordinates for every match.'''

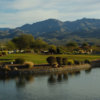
[31,38,48,50]
[66,42,78,52]
[81,42,90,51]
[6,41,16,50]
[12,34,34,50]
[47,56,57,65]
[56,57,63,66]
[48,45,57,54]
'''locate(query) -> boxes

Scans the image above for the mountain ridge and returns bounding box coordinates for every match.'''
[0,18,100,45]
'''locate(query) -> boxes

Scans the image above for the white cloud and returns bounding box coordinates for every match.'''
[0,0,100,27]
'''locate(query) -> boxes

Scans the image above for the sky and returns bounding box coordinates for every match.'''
[0,0,100,28]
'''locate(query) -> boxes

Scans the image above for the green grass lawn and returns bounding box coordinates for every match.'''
[0,53,100,64]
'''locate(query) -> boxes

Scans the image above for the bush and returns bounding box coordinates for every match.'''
[52,62,58,68]
[3,65,11,71]
[80,61,84,64]
[24,61,34,69]
[62,58,68,65]
[15,58,25,64]
[84,59,91,64]
[13,67,18,71]
[47,56,57,65]
[56,57,63,66]
[74,60,81,65]
[67,59,74,65]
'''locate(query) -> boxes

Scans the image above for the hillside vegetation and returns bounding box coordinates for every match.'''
[0,18,100,45]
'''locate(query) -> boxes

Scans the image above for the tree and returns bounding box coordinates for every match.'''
[56,57,63,66]
[62,58,68,65]
[31,38,48,50]
[6,41,16,50]
[81,43,90,51]
[48,45,57,54]
[66,42,78,52]
[12,34,34,50]
[47,56,57,65]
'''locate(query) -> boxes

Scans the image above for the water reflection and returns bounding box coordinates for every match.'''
[16,74,34,88]
[48,75,56,84]
[85,68,92,74]
[63,73,68,80]
[48,73,68,85]
[0,69,87,87]
[0,74,34,88]
[48,71,82,85]
[68,70,81,76]
[57,74,63,82]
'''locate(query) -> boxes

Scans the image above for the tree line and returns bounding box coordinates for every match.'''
[0,34,100,54]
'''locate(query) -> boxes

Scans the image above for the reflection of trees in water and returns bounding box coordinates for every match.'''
[16,76,26,88]
[48,71,82,85]
[48,73,68,84]
[68,70,81,76]
[0,74,34,88]
[57,74,62,82]
[0,74,18,82]
[85,68,92,74]
[16,74,34,88]
[48,75,56,84]
[63,73,68,80]
[0,75,10,82]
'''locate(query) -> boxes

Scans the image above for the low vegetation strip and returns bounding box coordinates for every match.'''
[0,54,100,64]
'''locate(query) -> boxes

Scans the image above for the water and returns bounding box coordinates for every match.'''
[0,68,100,100]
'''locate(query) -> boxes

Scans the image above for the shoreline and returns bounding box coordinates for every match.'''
[0,64,91,75]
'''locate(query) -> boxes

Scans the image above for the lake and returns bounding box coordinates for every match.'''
[0,68,100,100]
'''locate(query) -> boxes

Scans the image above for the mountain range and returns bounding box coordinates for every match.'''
[0,18,100,45]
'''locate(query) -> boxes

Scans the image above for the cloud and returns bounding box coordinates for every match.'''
[0,0,100,27]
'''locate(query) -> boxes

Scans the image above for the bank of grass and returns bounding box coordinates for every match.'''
[0,53,100,64]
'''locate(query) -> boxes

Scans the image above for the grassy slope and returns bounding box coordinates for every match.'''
[0,54,100,64]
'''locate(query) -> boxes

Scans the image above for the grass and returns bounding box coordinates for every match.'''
[0,53,100,64]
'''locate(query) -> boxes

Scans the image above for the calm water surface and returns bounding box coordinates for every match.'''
[0,68,100,100]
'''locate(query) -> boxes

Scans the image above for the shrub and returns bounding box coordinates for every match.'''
[56,57,63,66]
[13,67,18,71]
[2,51,8,55]
[84,59,91,64]
[74,60,81,65]
[62,58,68,65]
[52,62,58,68]
[3,65,11,71]
[80,61,84,64]
[47,56,57,65]
[24,61,34,69]
[67,59,74,65]
[15,58,25,64]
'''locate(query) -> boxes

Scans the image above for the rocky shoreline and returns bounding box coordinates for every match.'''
[0,64,91,75]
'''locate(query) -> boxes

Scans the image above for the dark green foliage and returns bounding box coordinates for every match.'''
[74,60,81,65]
[62,58,68,65]
[67,60,74,65]
[48,45,57,54]
[84,59,91,64]
[31,38,48,50]
[47,56,57,65]
[56,47,64,54]
[80,61,84,64]
[15,58,25,64]
[12,34,34,50]
[56,57,63,66]
[2,51,7,55]
[6,41,16,50]
[67,62,73,65]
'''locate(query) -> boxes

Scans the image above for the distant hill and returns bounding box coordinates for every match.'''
[0,18,100,45]
[0,28,10,31]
